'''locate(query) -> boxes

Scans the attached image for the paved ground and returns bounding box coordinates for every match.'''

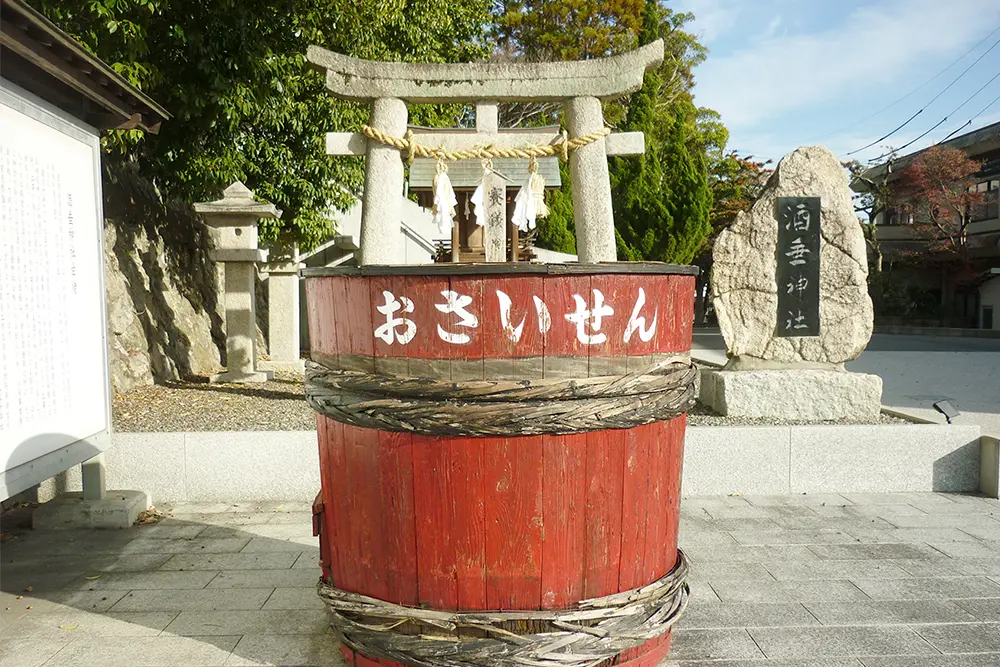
[2,493,1000,666]
[692,330,1000,435]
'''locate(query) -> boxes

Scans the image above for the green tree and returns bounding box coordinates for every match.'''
[495,0,643,61]
[609,0,712,264]
[503,0,722,258]
[534,162,578,254]
[37,0,493,249]
[694,151,771,321]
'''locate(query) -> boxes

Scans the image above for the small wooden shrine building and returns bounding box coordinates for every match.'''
[407,126,561,263]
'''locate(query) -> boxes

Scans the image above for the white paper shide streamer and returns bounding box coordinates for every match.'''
[512,158,549,232]
[512,175,536,232]
[470,158,492,227]
[431,161,457,235]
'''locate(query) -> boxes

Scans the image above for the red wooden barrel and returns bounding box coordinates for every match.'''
[303,263,696,667]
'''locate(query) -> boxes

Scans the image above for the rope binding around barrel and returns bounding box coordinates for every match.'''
[305,356,697,437]
[318,550,689,667]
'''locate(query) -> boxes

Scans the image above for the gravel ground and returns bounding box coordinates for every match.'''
[112,373,315,432]
[113,373,913,432]
[685,401,913,426]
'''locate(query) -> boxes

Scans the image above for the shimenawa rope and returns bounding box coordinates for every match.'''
[305,357,697,437]
[318,550,689,667]
[361,124,612,164]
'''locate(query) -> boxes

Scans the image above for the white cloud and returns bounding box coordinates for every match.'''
[764,15,782,39]
[672,0,746,44]
[693,0,1000,128]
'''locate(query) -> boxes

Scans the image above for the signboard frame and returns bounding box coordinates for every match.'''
[0,79,113,500]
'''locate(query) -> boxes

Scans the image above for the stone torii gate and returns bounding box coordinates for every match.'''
[306,41,664,265]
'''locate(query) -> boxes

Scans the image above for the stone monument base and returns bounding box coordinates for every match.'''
[257,359,306,374]
[210,369,273,384]
[33,490,150,530]
[700,369,882,421]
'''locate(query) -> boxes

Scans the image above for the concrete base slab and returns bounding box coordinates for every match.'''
[257,359,305,373]
[32,490,150,529]
[43,424,986,503]
[683,423,982,496]
[209,369,273,384]
[700,369,882,421]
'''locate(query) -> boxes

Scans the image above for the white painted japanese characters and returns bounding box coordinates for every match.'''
[374,288,658,347]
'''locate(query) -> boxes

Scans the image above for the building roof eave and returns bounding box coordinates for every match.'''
[0,0,170,132]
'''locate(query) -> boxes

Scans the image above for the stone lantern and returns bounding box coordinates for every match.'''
[194,181,280,383]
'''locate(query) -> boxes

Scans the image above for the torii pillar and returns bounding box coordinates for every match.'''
[307,40,664,264]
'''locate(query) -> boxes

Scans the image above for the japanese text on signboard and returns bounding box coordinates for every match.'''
[776,197,820,337]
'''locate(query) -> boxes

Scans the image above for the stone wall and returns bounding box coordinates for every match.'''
[102,164,235,394]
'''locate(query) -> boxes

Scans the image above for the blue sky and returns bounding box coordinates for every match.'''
[674,0,1000,165]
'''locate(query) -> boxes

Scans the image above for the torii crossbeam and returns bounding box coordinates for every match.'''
[306,41,664,265]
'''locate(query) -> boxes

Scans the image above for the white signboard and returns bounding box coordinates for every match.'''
[0,82,110,499]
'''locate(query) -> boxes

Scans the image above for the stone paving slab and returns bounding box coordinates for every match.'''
[802,600,980,625]
[163,610,330,636]
[709,579,872,604]
[746,626,937,659]
[676,602,821,629]
[912,622,1000,653]
[108,588,273,613]
[860,654,1000,667]
[761,560,912,581]
[2,492,1000,666]
[664,660,864,667]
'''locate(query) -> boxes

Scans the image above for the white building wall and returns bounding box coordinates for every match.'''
[981,276,1000,330]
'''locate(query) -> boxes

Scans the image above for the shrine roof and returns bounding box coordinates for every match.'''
[0,0,169,132]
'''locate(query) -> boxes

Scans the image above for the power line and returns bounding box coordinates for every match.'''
[822,24,1000,139]
[846,31,1000,155]
[937,88,1000,143]
[868,69,1000,162]
[844,110,923,156]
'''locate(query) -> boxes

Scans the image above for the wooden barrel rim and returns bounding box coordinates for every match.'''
[301,261,699,278]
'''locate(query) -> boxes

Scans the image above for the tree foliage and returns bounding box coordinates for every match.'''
[501,0,722,260]
[845,155,897,282]
[37,0,493,249]
[495,0,643,61]
[898,146,983,263]
[609,0,713,264]
[708,152,771,237]
[534,162,578,254]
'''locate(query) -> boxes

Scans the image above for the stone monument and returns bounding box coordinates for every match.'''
[259,242,305,374]
[701,146,882,421]
[194,181,279,383]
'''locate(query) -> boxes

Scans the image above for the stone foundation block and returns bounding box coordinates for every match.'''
[257,359,305,374]
[700,369,882,421]
[210,370,272,384]
[32,490,150,530]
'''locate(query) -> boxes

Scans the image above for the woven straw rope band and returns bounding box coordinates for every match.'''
[319,550,689,667]
[305,357,697,436]
[361,124,612,164]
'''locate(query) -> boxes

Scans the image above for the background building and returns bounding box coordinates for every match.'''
[861,121,1000,328]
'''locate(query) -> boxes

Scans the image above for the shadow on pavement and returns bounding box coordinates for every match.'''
[0,502,344,667]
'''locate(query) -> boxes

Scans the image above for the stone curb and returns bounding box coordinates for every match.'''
[40,422,994,503]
